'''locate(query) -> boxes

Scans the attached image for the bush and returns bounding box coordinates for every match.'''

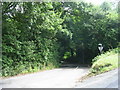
[2,2,65,77]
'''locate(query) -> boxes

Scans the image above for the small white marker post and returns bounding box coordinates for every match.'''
[98,43,103,54]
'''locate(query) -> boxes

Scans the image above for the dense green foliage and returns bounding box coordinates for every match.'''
[2,2,119,77]
[2,2,67,76]
[62,2,119,63]
[90,48,119,74]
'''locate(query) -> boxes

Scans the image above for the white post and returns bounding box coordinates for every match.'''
[98,43,103,54]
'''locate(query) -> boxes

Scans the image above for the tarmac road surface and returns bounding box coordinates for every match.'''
[0,65,89,89]
[75,68,119,88]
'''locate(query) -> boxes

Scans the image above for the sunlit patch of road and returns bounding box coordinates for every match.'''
[0,65,89,89]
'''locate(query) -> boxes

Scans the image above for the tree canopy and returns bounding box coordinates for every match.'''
[2,2,119,77]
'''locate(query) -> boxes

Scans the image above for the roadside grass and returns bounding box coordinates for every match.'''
[78,48,119,82]
[90,48,119,75]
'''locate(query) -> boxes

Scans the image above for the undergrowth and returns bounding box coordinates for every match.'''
[90,48,119,75]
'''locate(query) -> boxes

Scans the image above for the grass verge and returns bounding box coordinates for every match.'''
[78,48,119,82]
[90,48,118,75]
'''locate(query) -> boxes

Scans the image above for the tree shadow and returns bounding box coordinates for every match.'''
[60,63,90,69]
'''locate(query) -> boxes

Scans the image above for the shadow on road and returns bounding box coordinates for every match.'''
[60,64,90,69]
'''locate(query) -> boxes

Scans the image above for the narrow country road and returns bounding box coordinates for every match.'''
[0,65,89,89]
[75,68,119,88]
